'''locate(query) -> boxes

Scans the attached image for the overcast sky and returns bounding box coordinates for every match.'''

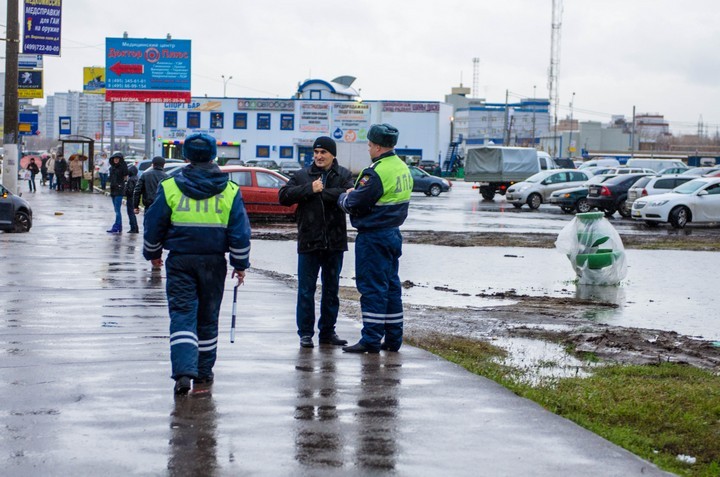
[3,0,719,135]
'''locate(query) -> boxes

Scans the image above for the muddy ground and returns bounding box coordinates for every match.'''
[253,227,720,372]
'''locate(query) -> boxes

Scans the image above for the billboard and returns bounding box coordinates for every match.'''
[18,69,43,99]
[103,120,134,137]
[105,37,191,103]
[22,0,62,56]
[83,66,106,94]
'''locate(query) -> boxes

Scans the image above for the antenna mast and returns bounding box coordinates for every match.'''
[472,57,480,98]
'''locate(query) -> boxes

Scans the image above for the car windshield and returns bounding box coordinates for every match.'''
[631,176,652,188]
[524,171,548,183]
[682,167,711,175]
[673,180,708,194]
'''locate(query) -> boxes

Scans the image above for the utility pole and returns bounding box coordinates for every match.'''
[531,85,537,147]
[629,105,636,158]
[503,89,510,145]
[548,0,563,157]
[2,0,20,193]
[567,91,575,159]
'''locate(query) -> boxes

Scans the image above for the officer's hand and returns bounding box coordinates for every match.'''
[232,269,246,286]
[312,178,324,193]
[151,258,163,269]
[134,208,140,214]
[346,187,355,193]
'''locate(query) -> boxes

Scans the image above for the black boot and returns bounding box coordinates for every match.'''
[174,376,191,395]
[342,342,379,354]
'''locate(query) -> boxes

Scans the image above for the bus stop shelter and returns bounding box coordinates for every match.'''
[59,135,95,192]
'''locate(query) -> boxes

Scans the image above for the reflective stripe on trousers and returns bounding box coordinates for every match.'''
[355,228,404,351]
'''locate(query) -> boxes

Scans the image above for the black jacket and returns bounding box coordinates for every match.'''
[109,158,128,197]
[133,166,168,208]
[279,160,354,253]
[124,166,138,200]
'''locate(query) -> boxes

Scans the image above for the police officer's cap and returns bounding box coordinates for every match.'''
[367,123,399,148]
[183,133,217,163]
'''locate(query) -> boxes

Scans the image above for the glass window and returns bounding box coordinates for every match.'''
[705,184,720,195]
[257,113,271,130]
[187,112,201,129]
[164,111,178,128]
[655,179,674,189]
[280,114,294,131]
[229,171,252,186]
[257,171,285,188]
[256,145,270,158]
[234,113,247,129]
[210,112,224,129]
[279,146,293,159]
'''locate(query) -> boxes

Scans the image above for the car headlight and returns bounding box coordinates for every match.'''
[517,185,530,192]
[649,199,669,206]
[442,179,449,187]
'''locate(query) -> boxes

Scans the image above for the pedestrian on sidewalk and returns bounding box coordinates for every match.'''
[69,154,84,191]
[143,133,251,396]
[97,152,110,191]
[279,136,354,349]
[106,152,128,234]
[26,157,39,192]
[133,155,168,218]
[46,153,56,190]
[124,165,139,233]
[54,154,68,192]
[338,123,412,353]
[40,154,48,186]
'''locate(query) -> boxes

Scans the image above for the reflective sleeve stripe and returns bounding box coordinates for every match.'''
[198,337,218,345]
[363,312,404,318]
[170,331,198,340]
[230,251,249,260]
[198,343,218,352]
[229,245,250,254]
[170,338,199,347]
[363,318,404,324]
[375,199,410,206]
[144,240,163,252]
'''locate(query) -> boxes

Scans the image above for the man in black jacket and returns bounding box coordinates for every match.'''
[134,156,168,216]
[279,136,354,348]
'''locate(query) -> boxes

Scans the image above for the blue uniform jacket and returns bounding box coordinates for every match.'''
[142,163,251,270]
[338,151,410,231]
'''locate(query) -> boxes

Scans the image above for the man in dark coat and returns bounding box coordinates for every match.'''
[54,154,68,192]
[107,152,128,233]
[279,136,354,348]
[134,156,168,215]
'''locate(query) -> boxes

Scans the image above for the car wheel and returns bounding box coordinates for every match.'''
[429,184,442,196]
[617,199,631,218]
[13,211,31,233]
[527,193,542,210]
[575,198,591,213]
[603,208,616,218]
[480,189,495,201]
[560,206,574,214]
[669,206,690,229]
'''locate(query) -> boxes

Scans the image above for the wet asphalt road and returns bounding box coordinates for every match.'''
[0,186,674,476]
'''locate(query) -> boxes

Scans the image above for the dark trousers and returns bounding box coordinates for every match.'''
[355,228,404,351]
[126,200,138,231]
[166,253,227,380]
[296,250,343,339]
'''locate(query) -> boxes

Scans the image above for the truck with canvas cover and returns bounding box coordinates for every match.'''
[464,146,557,200]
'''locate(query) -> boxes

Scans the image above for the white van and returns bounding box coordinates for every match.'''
[578,158,620,170]
[625,158,687,172]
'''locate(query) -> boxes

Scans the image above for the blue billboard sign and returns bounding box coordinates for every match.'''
[105,37,191,103]
[19,112,39,136]
[22,0,63,56]
[59,116,71,135]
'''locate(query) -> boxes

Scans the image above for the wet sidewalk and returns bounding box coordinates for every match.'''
[0,186,672,476]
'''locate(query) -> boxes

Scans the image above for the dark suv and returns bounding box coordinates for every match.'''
[586,173,652,218]
[0,183,33,232]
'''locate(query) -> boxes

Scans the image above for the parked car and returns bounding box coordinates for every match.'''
[0,183,32,232]
[409,166,451,196]
[136,158,185,175]
[554,158,576,169]
[626,158,687,172]
[681,167,718,176]
[548,174,617,214]
[657,166,690,175]
[577,158,620,170]
[584,167,616,177]
[607,167,656,175]
[626,174,694,207]
[417,159,439,172]
[255,159,279,170]
[163,163,189,177]
[631,177,720,228]
[243,159,259,167]
[586,173,653,217]
[278,160,303,178]
[219,165,297,218]
[505,169,590,209]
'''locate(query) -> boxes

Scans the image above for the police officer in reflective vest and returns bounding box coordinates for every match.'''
[143,133,251,395]
[338,123,412,353]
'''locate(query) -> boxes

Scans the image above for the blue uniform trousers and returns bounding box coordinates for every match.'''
[355,228,404,351]
[296,250,344,339]
[166,253,226,380]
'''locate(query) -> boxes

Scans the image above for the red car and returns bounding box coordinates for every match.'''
[219,165,297,218]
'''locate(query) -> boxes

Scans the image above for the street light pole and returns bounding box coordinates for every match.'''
[2,0,20,193]
[568,92,575,159]
[222,75,233,97]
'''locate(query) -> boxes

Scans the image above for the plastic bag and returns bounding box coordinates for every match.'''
[555,211,627,285]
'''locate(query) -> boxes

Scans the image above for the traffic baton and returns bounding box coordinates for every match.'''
[230,283,239,343]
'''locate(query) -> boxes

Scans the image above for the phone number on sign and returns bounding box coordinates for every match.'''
[24,44,60,53]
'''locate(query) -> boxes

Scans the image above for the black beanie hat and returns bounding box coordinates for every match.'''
[152,156,166,168]
[312,136,336,157]
[367,123,399,148]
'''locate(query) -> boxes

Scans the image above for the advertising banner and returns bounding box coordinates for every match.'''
[22,0,62,56]
[382,102,440,113]
[299,102,330,133]
[18,69,43,99]
[19,112,39,136]
[105,37,191,103]
[103,120,134,137]
[83,66,106,94]
[332,102,370,143]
